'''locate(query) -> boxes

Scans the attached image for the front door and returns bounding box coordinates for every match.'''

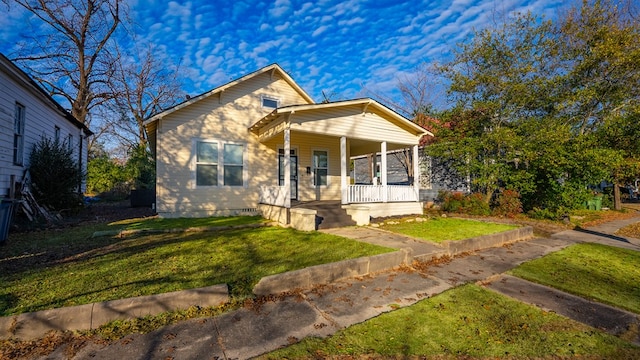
[279,151,298,200]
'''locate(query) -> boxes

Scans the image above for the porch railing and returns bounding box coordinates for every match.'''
[259,185,287,207]
[346,185,418,203]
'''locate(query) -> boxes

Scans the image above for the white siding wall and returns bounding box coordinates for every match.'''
[156,71,312,217]
[0,67,88,197]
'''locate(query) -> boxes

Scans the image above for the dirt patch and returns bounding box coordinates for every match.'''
[69,200,156,225]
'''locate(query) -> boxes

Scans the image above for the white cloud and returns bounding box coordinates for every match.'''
[269,0,291,17]
[294,2,315,16]
[275,22,291,32]
[312,25,329,37]
[338,17,365,26]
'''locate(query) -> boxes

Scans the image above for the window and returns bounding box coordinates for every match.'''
[261,96,279,109]
[223,144,243,186]
[68,134,73,152]
[55,126,60,142]
[194,140,245,187]
[13,103,25,166]
[313,150,328,186]
[196,141,218,186]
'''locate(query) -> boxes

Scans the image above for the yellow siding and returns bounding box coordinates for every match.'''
[262,132,344,201]
[288,105,419,145]
[156,72,310,216]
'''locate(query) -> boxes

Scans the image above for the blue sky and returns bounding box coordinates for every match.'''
[1,0,576,110]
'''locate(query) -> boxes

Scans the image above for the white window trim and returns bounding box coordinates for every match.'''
[67,134,74,152]
[192,138,247,189]
[311,148,329,188]
[14,102,25,166]
[261,94,280,109]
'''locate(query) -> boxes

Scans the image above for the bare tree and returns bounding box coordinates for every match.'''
[8,0,124,130]
[109,42,184,146]
[363,62,444,118]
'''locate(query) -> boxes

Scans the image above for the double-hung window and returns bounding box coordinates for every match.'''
[67,134,74,152]
[223,144,243,186]
[195,140,245,187]
[13,103,25,166]
[196,141,218,186]
[313,150,328,186]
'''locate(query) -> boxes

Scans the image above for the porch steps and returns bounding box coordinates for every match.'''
[292,201,356,229]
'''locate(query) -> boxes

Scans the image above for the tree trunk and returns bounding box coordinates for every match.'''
[613,183,622,211]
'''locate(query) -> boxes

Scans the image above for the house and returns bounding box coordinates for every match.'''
[0,53,92,198]
[144,64,431,229]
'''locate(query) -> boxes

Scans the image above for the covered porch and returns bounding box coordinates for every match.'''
[250,99,431,228]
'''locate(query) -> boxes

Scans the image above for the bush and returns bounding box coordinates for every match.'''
[527,207,560,220]
[87,155,127,194]
[438,191,490,215]
[28,136,83,211]
[492,189,523,218]
[462,192,491,215]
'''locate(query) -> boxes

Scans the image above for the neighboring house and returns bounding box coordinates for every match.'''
[144,64,431,226]
[352,149,471,202]
[0,53,92,197]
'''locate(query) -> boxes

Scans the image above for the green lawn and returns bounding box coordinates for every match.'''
[109,215,267,230]
[0,226,392,316]
[510,243,640,313]
[380,217,518,243]
[260,284,639,359]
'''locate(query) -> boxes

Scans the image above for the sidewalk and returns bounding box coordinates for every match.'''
[38,215,640,359]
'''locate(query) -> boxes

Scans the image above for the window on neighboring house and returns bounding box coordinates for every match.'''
[68,134,73,152]
[13,103,25,166]
[313,150,328,186]
[261,96,279,109]
[196,141,218,186]
[55,126,60,142]
[223,144,244,186]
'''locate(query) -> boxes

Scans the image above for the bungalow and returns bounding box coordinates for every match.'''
[0,53,92,198]
[144,64,431,229]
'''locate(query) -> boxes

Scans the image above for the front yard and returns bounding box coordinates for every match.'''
[0,218,392,316]
[377,217,518,243]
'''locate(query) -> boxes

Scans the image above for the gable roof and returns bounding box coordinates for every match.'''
[250,98,433,138]
[144,63,315,126]
[0,53,92,136]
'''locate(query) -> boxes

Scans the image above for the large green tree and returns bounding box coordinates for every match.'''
[425,1,638,214]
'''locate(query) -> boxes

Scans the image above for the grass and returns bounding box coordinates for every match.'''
[0,226,392,316]
[109,215,267,230]
[379,217,517,243]
[260,284,640,359]
[510,243,640,314]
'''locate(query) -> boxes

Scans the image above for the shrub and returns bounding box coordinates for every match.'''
[527,207,559,220]
[86,155,127,194]
[438,191,465,212]
[438,191,490,215]
[28,136,83,211]
[492,189,523,218]
[462,192,491,215]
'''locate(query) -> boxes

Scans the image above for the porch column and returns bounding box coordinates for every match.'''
[413,144,420,201]
[284,127,291,208]
[340,136,348,205]
[381,141,387,202]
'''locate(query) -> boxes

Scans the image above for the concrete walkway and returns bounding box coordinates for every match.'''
[35,215,640,359]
